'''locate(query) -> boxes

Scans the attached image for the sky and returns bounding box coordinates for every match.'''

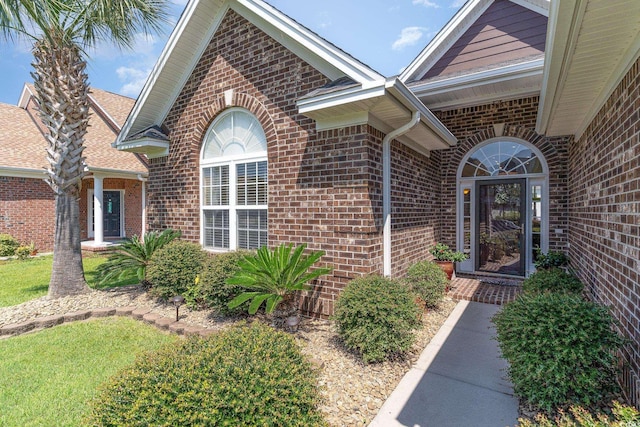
[0,0,466,105]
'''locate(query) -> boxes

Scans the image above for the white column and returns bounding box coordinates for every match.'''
[93,175,104,245]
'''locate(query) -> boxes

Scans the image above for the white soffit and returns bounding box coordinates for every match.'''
[298,78,457,154]
[115,0,384,149]
[536,0,640,137]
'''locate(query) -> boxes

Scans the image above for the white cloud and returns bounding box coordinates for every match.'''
[412,0,440,8]
[451,0,466,7]
[116,66,151,97]
[392,26,428,51]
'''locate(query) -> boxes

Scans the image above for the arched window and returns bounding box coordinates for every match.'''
[461,140,543,177]
[200,108,268,250]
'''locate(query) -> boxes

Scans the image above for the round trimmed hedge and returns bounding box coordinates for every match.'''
[147,240,207,300]
[522,268,583,295]
[405,260,448,309]
[87,323,326,427]
[333,275,421,364]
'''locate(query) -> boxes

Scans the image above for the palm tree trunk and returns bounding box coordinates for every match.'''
[32,33,90,297]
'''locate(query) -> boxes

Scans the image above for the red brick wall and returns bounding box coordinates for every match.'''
[434,97,571,253]
[80,178,144,240]
[568,58,640,407]
[0,176,55,251]
[147,10,390,316]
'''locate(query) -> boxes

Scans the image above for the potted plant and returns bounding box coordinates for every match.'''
[430,243,467,280]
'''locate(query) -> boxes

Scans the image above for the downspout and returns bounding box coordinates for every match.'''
[383,111,421,277]
[137,174,147,240]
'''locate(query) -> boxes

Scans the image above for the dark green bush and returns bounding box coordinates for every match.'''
[518,402,640,426]
[333,275,421,363]
[0,234,19,257]
[523,268,584,295]
[535,250,569,270]
[147,240,206,300]
[87,323,326,427]
[186,251,249,314]
[405,260,448,309]
[493,293,624,414]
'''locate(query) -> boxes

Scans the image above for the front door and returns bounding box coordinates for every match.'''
[476,180,526,276]
[103,191,121,237]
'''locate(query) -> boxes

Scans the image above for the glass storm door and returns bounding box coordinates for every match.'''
[476,180,526,276]
[103,191,121,237]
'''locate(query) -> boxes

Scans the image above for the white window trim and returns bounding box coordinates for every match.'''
[87,189,125,238]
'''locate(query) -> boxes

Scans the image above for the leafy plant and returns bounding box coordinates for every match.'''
[227,243,331,319]
[430,242,467,262]
[522,268,583,295]
[405,260,448,309]
[333,275,421,363]
[0,234,20,257]
[87,323,326,427]
[15,245,32,260]
[535,250,569,270]
[147,240,207,300]
[518,402,640,426]
[493,293,624,414]
[185,250,249,314]
[96,229,181,287]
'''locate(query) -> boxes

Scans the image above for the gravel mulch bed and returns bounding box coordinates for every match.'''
[0,286,457,427]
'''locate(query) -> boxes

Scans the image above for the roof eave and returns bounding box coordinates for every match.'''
[117,138,169,159]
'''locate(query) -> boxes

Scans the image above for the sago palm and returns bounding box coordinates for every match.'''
[96,229,181,287]
[227,243,332,319]
[0,0,168,297]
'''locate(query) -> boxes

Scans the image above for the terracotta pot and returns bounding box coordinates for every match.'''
[435,261,454,280]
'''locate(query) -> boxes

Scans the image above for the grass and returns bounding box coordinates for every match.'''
[0,317,178,427]
[0,254,138,308]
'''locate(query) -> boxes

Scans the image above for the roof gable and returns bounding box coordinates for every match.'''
[116,0,384,145]
[401,0,549,84]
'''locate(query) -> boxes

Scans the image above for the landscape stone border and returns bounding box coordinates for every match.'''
[0,306,216,338]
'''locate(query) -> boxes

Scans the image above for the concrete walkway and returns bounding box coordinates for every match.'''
[369,300,519,427]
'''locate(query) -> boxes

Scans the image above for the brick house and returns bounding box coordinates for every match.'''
[114,0,639,404]
[0,85,147,251]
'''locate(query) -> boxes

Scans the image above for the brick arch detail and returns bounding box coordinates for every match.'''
[444,125,559,179]
[194,91,277,152]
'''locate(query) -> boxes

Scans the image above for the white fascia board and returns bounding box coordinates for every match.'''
[297,84,387,114]
[535,0,584,135]
[400,0,492,83]
[411,59,544,97]
[17,84,35,109]
[237,0,383,84]
[87,167,148,180]
[386,78,457,147]
[510,0,549,16]
[424,88,541,111]
[116,0,212,146]
[117,138,169,159]
[0,167,46,179]
[574,33,640,139]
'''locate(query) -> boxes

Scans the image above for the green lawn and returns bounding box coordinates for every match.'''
[0,254,138,307]
[0,317,178,427]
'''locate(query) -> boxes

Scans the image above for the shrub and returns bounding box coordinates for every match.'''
[227,244,331,322]
[185,250,249,314]
[15,245,32,260]
[87,323,326,427]
[147,240,206,300]
[518,402,640,426]
[493,293,624,414]
[96,229,181,287]
[0,234,19,257]
[522,268,584,295]
[333,275,421,363]
[405,260,448,309]
[430,242,467,262]
[535,250,569,270]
